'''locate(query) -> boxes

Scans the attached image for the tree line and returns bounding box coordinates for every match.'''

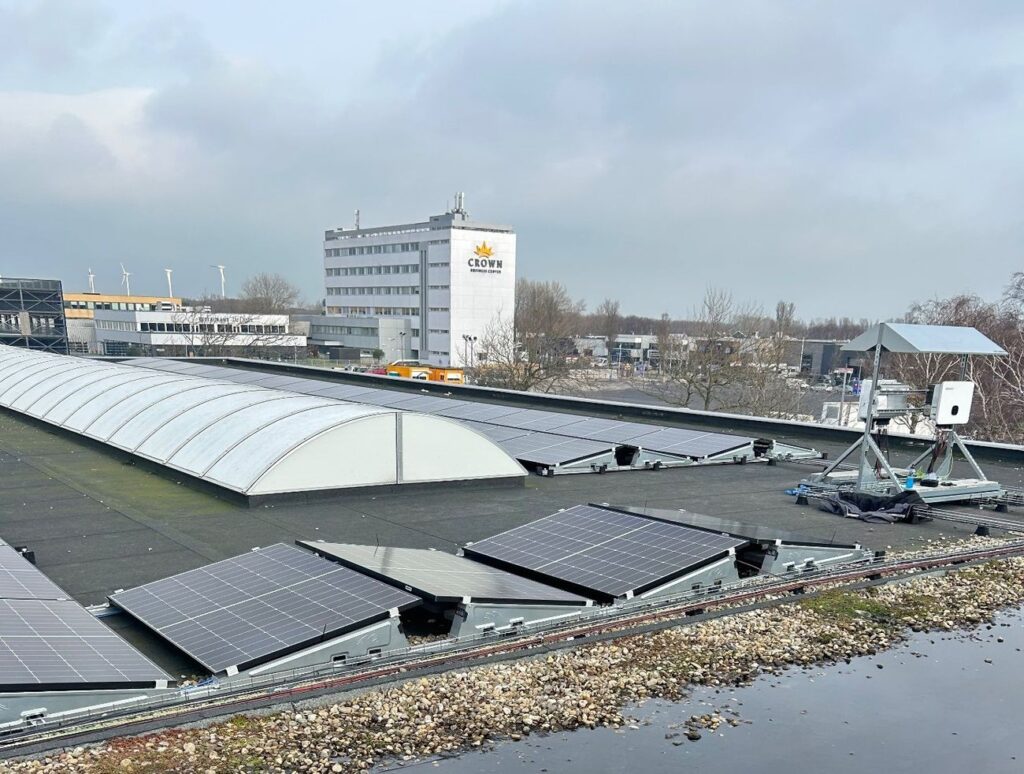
[478,274,1024,444]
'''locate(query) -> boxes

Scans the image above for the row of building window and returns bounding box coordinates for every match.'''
[375,307,418,315]
[65,300,167,312]
[428,261,449,268]
[325,264,419,276]
[95,320,136,332]
[324,242,420,257]
[312,325,378,336]
[326,286,420,296]
[325,306,423,317]
[428,306,449,312]
[96,320,286,334]
[427,285,450,290]
[428,328,450,334]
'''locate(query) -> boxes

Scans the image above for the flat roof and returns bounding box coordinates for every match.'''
[1,363,1023,611]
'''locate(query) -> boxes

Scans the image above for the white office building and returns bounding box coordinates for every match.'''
[91,309,306,356]
[323,195,516,367]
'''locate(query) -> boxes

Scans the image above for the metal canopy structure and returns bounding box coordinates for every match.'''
[462,505,747,601]
[0,348,526,498]
[128,358,796,474]
[299,542,591,606]
[843,323,1007,356]
[0,538,170,692]
[109,544,420,675]
[818,322,1007,502]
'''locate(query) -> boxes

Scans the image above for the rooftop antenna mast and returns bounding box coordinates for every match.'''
[210,264,226,298]
[453,191,467,219]
[164,268,174,298]
[119,263,132,296]
[87,268,95,294]
[354,209,360,230]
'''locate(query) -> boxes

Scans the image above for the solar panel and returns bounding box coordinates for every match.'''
[128,359,758,466]
[0,536,170,689]
[0,544,69,600]
[461,421,534,442]
[109,544,420,674]
[494,435,616,467]
[0,599,172,689]
[552,417,664,444]
[616,427,754,459]
[463,505,747,599]
[615,506,860,548]
[299,542,591,605]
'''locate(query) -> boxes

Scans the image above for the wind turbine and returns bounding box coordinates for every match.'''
[120,263,132,296]
[164,268,174,298]
[87,268,96,293]
[210,264,226,299]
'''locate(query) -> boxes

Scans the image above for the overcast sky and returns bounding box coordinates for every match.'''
[1,0,1022,319]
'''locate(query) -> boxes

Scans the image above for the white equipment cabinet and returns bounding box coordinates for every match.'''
[930,381,974,425]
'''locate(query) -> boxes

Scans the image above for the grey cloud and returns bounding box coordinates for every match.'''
[2,0,1023,317]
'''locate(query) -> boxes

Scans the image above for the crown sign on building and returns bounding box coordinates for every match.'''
[474,242,494,258]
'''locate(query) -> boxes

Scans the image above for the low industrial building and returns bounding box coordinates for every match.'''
[294,313,412,362]
[63,291,181,354]
[88,309,306,357]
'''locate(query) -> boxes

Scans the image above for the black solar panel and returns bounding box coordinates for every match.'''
[463,505,746,599]
[0,599,170,689]
[617,427,753,458]
[0,544,69,600]
[494,435,616,466]
[109,544,420,674]
[300,542,590,605]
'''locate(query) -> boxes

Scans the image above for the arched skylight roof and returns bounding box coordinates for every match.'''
[0,348,524,496]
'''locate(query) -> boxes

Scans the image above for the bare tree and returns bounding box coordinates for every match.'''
[882,282,1024,443]
[476,279,585,392]
[639,288,753,411]
[594,298,621,364]
[239,273,302,314]
[654,313,673,371]
[731,300,806,419]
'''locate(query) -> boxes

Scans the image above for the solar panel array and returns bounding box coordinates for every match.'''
[463,505,747,599]
[614,506,860,548]
[0,541,170,689]
[0,544,69,601]
[109,544,420,674]
[299,542,590,605]
[0,599,171,689]
[130,359,756,467]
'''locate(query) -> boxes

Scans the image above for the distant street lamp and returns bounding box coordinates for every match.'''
[461,334,478,368]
